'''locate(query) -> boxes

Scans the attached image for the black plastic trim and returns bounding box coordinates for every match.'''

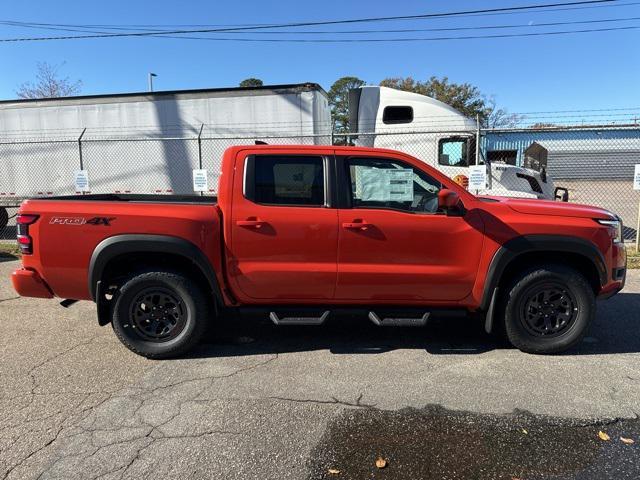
[480,234,607,312]
[334,156,352,209]
[88,234,224,306]
[39,193,216,204]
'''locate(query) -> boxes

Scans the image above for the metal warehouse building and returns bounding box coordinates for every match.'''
[483,126,640,179]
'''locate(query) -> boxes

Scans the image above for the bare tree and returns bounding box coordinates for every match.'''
[485,96,522,129]
[16,62,82,99]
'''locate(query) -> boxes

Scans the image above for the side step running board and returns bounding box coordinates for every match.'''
[269,310,330,326]
[369,311,430,327]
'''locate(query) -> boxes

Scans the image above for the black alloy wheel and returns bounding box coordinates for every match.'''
[128,287,188,342]
[519,283,579,338]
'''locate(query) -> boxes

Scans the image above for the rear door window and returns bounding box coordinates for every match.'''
[244,155,326,206]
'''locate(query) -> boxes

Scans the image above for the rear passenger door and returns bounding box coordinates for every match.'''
[228,152,338,301]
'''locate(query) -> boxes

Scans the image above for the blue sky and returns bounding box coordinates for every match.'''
[1,0,639,114]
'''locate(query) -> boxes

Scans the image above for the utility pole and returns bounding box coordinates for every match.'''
[148,72,157,92]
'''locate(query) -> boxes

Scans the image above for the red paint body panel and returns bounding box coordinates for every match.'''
[335,209,485,302]
[18,200,225,301]
[11,145,626,310]
[222,146,340,303]
[11,268,54,298]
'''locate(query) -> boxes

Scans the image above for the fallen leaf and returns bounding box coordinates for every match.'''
[620,437,635,445]
[375,457,387,469]
[327,468,341,475]
[598,431,610,441]
[521,429,528,435]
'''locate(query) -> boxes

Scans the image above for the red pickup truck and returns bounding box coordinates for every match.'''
[11,145,626,358]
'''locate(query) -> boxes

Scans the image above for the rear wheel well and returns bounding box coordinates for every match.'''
[498,251,601,295]
[101,252,213,296]
[95,252,217,327]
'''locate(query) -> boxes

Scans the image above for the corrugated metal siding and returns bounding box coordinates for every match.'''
[547,150,640,179]
[483,128,640,179]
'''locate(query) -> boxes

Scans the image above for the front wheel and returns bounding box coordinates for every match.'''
[112,270,209,358]
[502,264,595,354]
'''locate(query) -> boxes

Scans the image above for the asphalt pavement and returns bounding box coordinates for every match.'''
[1,257,639,479]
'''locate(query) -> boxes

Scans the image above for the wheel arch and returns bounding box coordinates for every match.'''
[89,235,223,326]
[482,235,606,333]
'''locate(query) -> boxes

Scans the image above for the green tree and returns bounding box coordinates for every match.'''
[239,78,264,88]
[379,76,519,128]
[328,76,366,134]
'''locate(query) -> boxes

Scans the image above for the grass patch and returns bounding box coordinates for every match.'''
[0,242,20,260]
[627,246,640,269]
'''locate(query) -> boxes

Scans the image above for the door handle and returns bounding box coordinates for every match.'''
[342,220,373,231]
[236,219,266,229]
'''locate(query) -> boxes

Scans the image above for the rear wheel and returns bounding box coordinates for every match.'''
[502,264,595,354]
[112,270,209,358]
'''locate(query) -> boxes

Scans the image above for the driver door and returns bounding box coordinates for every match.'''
[335,155,485,302]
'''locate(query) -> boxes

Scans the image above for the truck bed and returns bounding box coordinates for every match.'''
[16,194,223,301]
[37,194,217,204]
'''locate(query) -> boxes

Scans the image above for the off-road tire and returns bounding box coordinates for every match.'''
[112,270,209,359]
[502,264,595,354]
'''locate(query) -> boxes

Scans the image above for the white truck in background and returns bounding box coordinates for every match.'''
[348,86,567,201]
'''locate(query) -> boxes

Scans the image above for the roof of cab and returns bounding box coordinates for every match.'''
[223,144,406,156]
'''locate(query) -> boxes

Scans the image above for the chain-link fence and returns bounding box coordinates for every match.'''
[482,126,640,240]
[1,126,639,242]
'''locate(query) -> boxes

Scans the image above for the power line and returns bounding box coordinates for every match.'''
[6,25,632,44]
[3,0,635,31]
[3,15,640,37]
[0,0,622,42]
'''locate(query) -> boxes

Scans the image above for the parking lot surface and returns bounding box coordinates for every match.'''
[1,257,639,479]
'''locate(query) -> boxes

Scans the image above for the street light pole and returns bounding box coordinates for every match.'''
[148,73,157,92]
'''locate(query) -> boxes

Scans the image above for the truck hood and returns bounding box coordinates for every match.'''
[479,196,616,220]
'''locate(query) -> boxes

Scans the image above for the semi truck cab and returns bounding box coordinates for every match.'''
[349,86,566,201]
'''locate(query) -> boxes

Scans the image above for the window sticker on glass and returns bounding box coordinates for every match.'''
[357,167,414,202]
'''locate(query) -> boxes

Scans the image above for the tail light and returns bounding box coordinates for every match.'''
[16,214,39,254]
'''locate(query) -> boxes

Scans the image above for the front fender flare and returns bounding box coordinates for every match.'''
[481,234,606,333]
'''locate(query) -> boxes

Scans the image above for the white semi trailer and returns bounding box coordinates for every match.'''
[0,82,563,231]
[349,86,566,200]
[0,83,330,229]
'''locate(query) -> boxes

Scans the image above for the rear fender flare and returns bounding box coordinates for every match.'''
[89,234,223,325]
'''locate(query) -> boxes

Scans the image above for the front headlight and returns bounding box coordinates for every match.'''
[597,219,623,243]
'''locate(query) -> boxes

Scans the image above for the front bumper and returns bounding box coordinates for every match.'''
[11,268,54,299]
[598,242,627,299]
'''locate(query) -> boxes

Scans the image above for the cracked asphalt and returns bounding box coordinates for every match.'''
[1,257,639,479]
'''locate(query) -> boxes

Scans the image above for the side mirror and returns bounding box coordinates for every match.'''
[438,189,460,210]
